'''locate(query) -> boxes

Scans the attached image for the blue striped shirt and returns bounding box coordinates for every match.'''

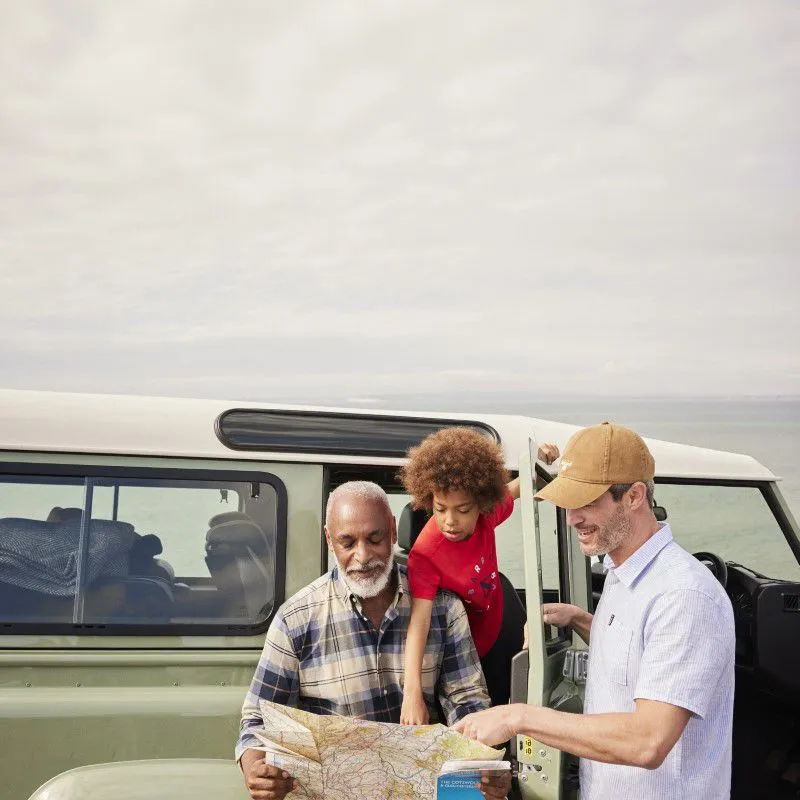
[581,523,735,799]
[236,563,489,760]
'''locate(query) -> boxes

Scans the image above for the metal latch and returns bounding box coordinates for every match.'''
[562,648,588,684]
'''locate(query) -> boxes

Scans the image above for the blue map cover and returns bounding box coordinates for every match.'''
[436,761,511,799]
[436,769,489,799]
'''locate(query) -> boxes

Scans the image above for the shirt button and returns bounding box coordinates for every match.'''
[383,688,388,695]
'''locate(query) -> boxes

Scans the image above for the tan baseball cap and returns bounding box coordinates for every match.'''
[534,422,655,510]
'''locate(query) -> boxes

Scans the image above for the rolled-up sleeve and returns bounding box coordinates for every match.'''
[436,594,490,724]
[634,588,735,719]
[235,609,300,761]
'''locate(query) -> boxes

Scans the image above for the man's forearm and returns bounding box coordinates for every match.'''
[570,609,593,645]
[509,705,660,769]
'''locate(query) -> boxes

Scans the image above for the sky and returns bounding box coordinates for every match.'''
[1,1,798,405]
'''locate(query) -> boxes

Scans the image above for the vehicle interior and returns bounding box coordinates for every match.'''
[0,472,283,631]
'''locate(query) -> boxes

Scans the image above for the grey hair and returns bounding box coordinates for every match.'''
[325,481,391,526]
[609,479,655,506]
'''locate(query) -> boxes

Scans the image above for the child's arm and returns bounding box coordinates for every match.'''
[401,597,434,725]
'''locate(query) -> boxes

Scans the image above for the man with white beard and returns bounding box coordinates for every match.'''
[237,481,500,800]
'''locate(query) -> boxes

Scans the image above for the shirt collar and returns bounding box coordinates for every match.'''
[331,562,406,607]
[605,522,673,588]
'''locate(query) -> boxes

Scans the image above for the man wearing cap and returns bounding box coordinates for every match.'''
[455,423,735,800]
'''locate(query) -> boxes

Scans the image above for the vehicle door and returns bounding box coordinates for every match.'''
[511,439,589,800]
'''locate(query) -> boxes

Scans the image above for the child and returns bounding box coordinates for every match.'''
[399,427,559,724]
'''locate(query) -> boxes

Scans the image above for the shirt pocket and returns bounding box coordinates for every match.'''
[600,619,633,686]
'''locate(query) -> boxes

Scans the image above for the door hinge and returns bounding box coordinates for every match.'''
[562,649,588,684]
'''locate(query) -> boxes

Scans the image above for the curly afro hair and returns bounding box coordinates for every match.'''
[400,427,509,513]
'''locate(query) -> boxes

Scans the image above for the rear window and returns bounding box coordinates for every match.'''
[216,409,499,457]
[0,465,286,634]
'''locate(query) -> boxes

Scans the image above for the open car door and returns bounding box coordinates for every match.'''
[510,439,587,800]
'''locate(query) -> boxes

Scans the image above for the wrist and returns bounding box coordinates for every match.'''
[510,704,529,735]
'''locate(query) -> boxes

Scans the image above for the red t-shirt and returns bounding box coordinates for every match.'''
[407,492,514,657]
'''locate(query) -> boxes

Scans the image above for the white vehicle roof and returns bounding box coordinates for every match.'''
[0,389,778,482]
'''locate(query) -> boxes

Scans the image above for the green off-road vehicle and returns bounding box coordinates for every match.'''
[1,390,798,799]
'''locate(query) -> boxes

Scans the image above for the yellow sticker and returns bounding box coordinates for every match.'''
[522,737,534,757]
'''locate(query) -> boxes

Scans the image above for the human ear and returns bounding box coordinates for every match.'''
[628,482,647,512]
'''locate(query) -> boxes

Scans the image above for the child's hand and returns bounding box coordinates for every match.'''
[537,442,560,465]
[400,691,430,726]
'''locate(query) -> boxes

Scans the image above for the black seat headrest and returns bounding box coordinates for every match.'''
[397,504,429,552]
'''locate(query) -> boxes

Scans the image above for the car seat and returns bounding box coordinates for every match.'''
[205,511,274,618]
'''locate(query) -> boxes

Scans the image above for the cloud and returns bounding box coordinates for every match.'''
[0,1,798,399]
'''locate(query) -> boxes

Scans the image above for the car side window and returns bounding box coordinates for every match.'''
[654,483,800,582]
[0,468,285,632]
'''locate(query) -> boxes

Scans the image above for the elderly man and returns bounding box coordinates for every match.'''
[237,480,509,800]
[455,422,735,800]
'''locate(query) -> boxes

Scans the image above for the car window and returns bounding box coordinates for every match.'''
[654,483,800,582]
[0,468,284,632]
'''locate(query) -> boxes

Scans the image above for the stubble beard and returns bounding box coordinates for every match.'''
[579,504,632,558]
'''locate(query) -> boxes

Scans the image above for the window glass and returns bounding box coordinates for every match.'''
[654,483,800,582]
[92,484,244,576]
[0,477,84,623]
[532,494,560,593]
[0,471,282,631]
[218,410,498,457]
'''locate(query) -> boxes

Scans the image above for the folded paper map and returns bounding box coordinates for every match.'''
[251,701,504,800]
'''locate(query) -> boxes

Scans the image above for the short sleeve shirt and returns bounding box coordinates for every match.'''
[407,493,514,657]
[581,523,735,800]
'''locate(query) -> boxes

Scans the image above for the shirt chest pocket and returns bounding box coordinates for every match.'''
[600,619,633,686]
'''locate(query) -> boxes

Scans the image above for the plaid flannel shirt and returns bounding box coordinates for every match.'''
[236,563,489,759]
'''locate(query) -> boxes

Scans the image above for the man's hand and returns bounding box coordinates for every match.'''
[241,750,297,800]
[542,602,593,645]
[536,443,560,465]
[400,690,430,726]
[542,602,578,628]
[453,705,525,747]
[478,771,513,799]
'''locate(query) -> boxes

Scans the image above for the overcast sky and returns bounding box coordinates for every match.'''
[1,1,798,405]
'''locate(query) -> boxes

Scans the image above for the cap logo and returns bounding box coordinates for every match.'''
[560,459,572,473]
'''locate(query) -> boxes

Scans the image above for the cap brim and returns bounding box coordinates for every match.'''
[534,476,611,510]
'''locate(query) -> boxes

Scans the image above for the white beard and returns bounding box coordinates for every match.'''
[338,551,395,599]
